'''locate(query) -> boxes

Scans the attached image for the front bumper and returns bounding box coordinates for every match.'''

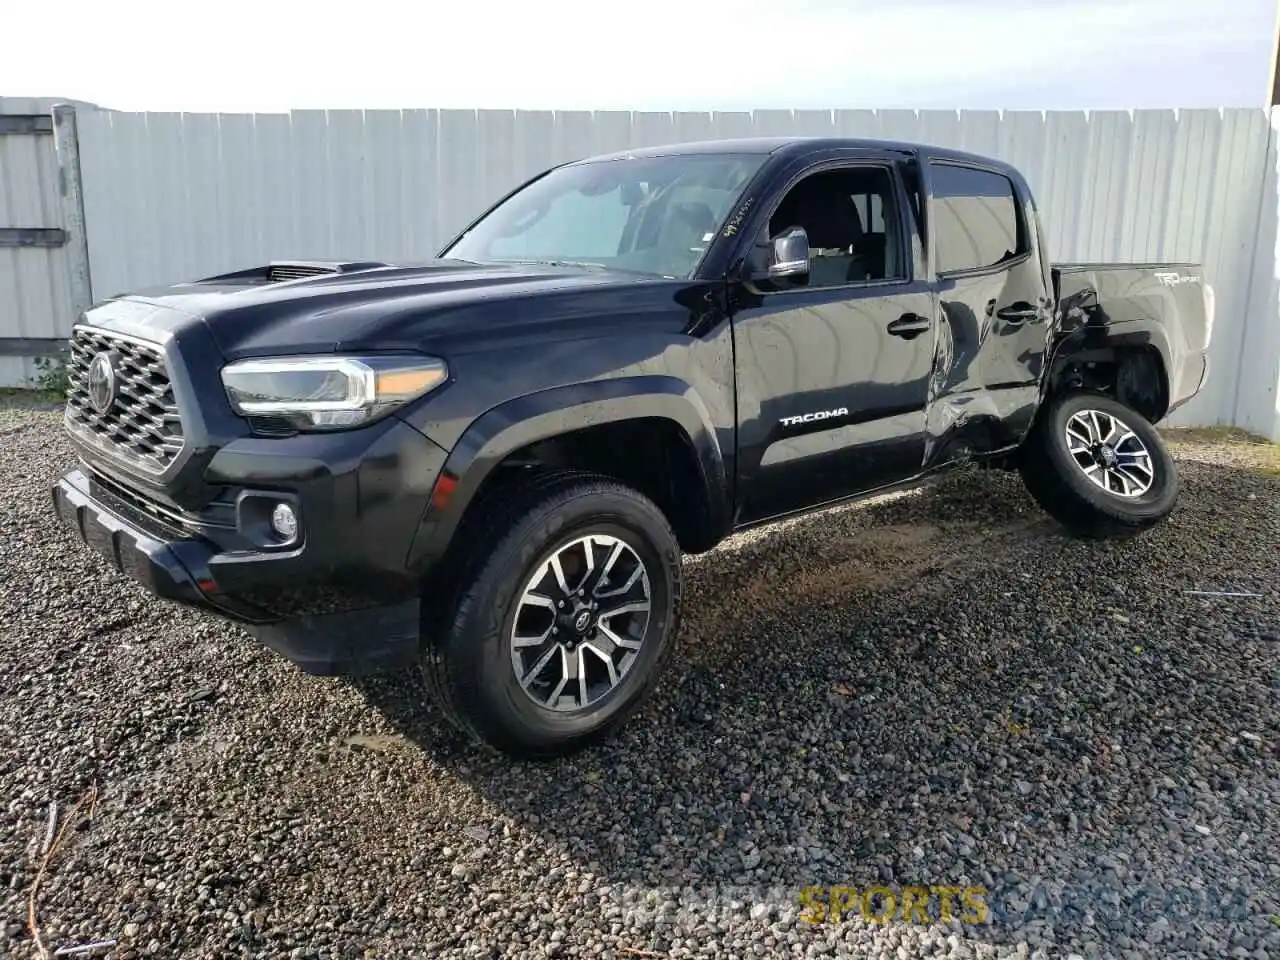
[50,417,450,675]
[53,464,246,613]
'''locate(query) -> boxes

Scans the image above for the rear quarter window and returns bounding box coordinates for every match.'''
[929,163,1025,274]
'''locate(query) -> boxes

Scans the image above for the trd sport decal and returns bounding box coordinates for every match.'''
[1152,271,1200,287]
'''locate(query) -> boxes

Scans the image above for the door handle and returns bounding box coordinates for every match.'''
[995,302,1040,325]
[887,312,931,340]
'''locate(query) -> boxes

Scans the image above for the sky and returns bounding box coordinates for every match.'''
[3,0,1278,113]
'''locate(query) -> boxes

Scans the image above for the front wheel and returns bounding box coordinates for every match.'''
[423,473,683,758]
[1018,392,1180,539]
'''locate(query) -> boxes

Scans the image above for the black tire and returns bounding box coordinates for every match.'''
[1018,391,1179,539]
[422,471,683,758]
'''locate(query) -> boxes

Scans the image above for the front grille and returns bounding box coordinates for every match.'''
[87,467,236,535]
[66,327,186,473]
[85,468,190,539]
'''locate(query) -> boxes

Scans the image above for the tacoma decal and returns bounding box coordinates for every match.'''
[780,407,849,427]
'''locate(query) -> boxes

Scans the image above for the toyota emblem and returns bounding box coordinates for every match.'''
[87,351,119,414]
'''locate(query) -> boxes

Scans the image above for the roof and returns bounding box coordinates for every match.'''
[573,136,1010,171]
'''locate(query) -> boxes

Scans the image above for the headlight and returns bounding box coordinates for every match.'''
[221,355,449,431]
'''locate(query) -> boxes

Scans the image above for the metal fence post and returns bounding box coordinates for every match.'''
[52,103,93,319]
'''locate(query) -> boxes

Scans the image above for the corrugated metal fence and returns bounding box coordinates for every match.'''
[0,98,81,388]
[3,105,1279,437]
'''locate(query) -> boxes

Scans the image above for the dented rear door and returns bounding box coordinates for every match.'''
[923,160,1053,468]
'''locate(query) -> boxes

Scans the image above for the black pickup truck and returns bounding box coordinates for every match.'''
[50,137,1214,757]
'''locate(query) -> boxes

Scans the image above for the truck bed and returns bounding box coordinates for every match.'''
[1051,261,1213,418]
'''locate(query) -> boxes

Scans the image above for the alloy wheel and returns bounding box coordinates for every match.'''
[509,533,652,712]
[1064,408,1156,498]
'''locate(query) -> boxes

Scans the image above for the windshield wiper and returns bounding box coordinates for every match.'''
[492,257,611,271]
[540,259,611,270]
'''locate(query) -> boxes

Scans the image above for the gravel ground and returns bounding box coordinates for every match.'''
[1,400,1277,960]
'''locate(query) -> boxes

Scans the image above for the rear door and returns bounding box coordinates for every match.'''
[731,156,937,525]
[924,160,1052,464]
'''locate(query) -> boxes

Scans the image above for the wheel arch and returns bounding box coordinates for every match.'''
[1044,319,1174,423]
[406,376,730,574]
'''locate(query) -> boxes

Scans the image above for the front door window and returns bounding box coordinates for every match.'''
[765,166,907,287]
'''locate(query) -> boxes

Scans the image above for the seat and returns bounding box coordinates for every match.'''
[770,178,870,286]
[853,232,888,280]
[653,200,716,273]
[668,200,716,246]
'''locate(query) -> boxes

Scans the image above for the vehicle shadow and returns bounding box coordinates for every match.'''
[346,457,1279,953]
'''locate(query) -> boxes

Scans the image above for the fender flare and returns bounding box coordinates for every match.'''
[405,375,729,571]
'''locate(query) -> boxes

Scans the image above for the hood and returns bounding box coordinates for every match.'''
[85,259,670,360]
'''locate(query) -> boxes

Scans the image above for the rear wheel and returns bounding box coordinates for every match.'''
[422,472,682,758]
[1018,392,1179,539]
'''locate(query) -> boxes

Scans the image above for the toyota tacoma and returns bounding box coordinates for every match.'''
[50,137,1214,756]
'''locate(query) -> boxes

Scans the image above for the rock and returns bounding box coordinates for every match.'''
[0,407,1274,960]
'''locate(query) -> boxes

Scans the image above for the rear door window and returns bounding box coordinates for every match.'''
[929,163,1025,274]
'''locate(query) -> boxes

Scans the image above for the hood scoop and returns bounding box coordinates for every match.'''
[196,259,392,286]
[266,260,390,282]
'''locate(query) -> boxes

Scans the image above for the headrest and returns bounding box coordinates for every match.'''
[671,201,716,236]
[772,180,864,249]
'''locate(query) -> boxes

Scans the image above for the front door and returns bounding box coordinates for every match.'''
[732,160,937,525]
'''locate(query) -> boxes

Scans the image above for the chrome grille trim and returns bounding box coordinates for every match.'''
[65,325,186,475]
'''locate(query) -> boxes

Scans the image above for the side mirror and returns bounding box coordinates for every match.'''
[747,226,808,289]
[767,226,811,279]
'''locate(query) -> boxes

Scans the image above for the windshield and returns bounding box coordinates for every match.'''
[442,153,767,279]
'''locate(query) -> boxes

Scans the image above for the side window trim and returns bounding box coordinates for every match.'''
[928,158,1031,280]
[755,158,916,295]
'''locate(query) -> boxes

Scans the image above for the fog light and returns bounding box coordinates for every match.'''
[270,502,298,541]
